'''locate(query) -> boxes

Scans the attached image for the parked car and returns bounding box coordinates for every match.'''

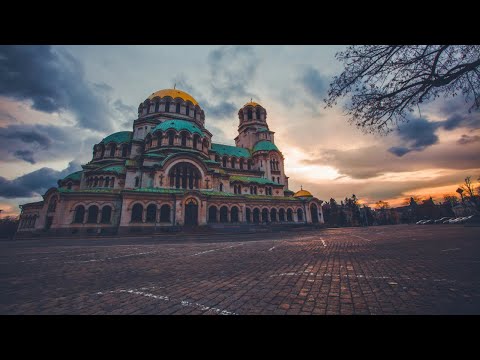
[424,219,435,224]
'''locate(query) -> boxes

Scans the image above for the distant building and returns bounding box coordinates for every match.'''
[17,88,324,236]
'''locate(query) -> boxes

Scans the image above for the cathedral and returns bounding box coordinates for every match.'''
[17,88,324,236]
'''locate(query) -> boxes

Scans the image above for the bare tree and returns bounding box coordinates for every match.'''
[375,200,390,210]
[325,45,480,134]
[461,176,479,208]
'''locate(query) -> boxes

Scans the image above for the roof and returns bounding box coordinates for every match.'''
[62,171,82,182]
[211,143,251,158]
[147,89,198,106]
[257,127,270,133]
[152,119,203,136]
[253,140,279,153]
[230,175,280,185]
[100,131,132,144]
[92,165,126,175]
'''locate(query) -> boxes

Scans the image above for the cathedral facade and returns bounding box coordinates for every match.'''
[17,89,324,236]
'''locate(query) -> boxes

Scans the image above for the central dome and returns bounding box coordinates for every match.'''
[147,89,198,106]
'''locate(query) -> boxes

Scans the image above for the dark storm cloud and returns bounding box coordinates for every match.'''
[299,66,328,99]
[0,124,98,165]
[0,45,114,131]
[0,161,81,198]
[457,134,480,145]
[387,146,411,157]
[13,150,36,164]
[442,112,480,131]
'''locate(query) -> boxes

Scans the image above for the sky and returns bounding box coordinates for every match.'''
[1,45,479,217]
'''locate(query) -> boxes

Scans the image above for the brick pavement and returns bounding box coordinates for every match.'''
[1,224,479,315]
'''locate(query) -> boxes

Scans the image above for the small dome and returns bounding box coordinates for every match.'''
[100,131,132,144]
[152,119,203,136]
[294,189,313,198]
[147,89,198,106]
[253,140,279,153]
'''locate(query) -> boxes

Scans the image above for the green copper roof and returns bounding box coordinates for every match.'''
[211,143,251,158]
[62,171,82,182]
[253,140,279,153]
[152,119,203,136]
[58,188,120,194]
[130,188,185,194]
[230,175,279,185]
[100,131,132,144]
[257,127,270,132]
[96,165,126,175]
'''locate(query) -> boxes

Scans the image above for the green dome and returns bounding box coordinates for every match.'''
[253,140,279,153]
[100,131,132,144]
[62,171,82,182]
[152,119,203,136]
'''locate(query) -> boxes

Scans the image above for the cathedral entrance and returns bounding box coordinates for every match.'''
[45,216,53,230]
[184,198,198,226]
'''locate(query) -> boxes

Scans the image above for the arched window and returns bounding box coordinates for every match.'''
[253,208,260,223]
[101,206,112,223]
[254,186,257,195]
[160,204,171,222]
[146,204,157,223]
[247,109,252,120]
[247,160,252,170]
[94,177,98,187]
[311,204,319,223]
[73,205,85,223]
[87,205,99,223]
[145,103,150,114]
[168,162,201,189]
[122,145,128,157]
[279,209,285,222]
[168,131,175,146]
[109,145,116,157]
[233,185,237,194]
[135,177,140,187]
[231,206,239,223]
[131,204,143,222]
[48,198,57,212]
[176,103,181,113]
[231,157,236,168]
[165,102,170,112]
[100,145,105,158]
[297,208,304,222]
[110,178,115,188]
[262,208,269,223]
[186,106,190,116]
[256,108,261,120]
[155,102,160,112]
[240,158,244,170]
[277,177,280,183]
[246,208,251,223]
[220,206,228,223]
[287,209,293,221]
[202,139,209,151]
[105,177,110,188]
[270,208,277,222]
[181,132,187,147]
[67,182,72,190]
[219,183,223,192]
[193,134,199,149]
[208,206,217,223]
[222,157,227,168]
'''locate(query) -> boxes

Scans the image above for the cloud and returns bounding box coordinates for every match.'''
[0,45,120,131]
[299,66,328,99]
[0,124,98,165]
[208,46,259,100]
[0,161,81,198]
[457,134,480,145]
[303,141,480,180]
[387,146,411,157]
[13,150,36,164]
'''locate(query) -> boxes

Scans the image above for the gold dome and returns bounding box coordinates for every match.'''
[294,189,313,198]
[148,89,198,106]
[244,101,262,107]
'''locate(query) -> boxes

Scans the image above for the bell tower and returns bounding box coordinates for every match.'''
[235,101,274,149]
